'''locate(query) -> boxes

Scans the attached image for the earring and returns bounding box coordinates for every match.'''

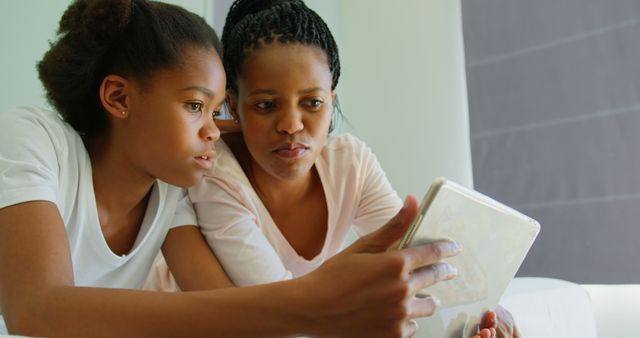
[233,118,239,124]
[121,111,127,118]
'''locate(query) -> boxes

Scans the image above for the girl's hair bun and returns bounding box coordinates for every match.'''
[58,0,133,42]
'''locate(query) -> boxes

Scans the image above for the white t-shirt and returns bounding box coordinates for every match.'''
[0,106,196,331]
[189,133,402,286]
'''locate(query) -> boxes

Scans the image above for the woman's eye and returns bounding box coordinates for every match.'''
[304,99,324,110]
[255,101,276,110]
[185,102,203,113]
[212,110,221,119]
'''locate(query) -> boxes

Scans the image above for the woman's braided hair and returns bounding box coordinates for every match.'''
[221,0,342,131]
[221,0,340,94]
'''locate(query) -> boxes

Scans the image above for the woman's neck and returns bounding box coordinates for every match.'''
[223,133,315,204]
[224,133,328,259]
[250,160,315,205]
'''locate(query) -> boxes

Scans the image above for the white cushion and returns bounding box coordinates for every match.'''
[500,277,597,338]
[583,284,640,338]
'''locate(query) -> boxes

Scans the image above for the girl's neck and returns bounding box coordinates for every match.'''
[84,133,155,256]
[85,134,155,212]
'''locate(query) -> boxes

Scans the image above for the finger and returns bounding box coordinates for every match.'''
[409,262,458,293]
[402,240,463,272]
[478,328,492,338]
[490,327,496,338]
[403,319,418,337]
[344,196,418,254]
[408,295,440,318]
[513,322,521,338]
[482,310,498,329]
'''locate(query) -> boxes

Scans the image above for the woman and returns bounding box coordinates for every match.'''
[0,1,462,337]
[148,0,513,337]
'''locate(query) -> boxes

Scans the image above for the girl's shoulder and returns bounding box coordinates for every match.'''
[0,105,78,145]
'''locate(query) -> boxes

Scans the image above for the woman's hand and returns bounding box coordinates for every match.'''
[494,305,520,338]
[300,196,463,338]
[474,306,520,338]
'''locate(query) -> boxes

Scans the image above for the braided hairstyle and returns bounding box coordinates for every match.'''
[221,0,343,131]
[38,0,222,137]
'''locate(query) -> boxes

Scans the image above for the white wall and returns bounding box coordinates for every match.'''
[337,0,473,197]
[0,0,472,199]
[0,1,69,112]
[0,0,212,114]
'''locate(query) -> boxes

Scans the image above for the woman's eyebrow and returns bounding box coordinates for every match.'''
[248,89,278,96]
[299,87,327,95]
[246,87,328,96]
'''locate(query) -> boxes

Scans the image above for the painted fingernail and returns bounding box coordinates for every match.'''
[449,265,459,277]
[451,241,463,253]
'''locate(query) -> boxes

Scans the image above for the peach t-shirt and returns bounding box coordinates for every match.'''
[190,133,402,286]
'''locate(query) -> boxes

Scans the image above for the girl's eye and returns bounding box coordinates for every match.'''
[212,110,221,119]
[255,101,276,110]
[185,102,203,113]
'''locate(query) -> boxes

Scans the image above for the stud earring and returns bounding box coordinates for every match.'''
[121,111,127,117]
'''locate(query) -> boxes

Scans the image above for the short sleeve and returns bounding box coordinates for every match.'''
[169,189,197,228]
[351,139,403,236]
[190,176,292,286]
[0,107,61,208]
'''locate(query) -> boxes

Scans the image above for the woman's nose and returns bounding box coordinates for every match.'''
[276,108,304,135]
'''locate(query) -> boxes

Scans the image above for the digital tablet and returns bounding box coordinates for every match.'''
[400,177,540,338]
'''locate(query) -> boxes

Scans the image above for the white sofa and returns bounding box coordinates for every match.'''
[502,277,639,338]
[500,277,597,337]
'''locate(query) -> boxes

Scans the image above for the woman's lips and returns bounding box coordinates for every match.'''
[273,143,309,159]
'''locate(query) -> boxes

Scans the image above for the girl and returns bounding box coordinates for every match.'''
[0,1,463,337]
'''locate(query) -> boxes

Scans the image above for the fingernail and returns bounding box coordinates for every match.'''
[431,296,441,307]
[451,241,463,253]
[449,265,459,277]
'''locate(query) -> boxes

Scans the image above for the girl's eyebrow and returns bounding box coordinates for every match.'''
[178,86,215,98]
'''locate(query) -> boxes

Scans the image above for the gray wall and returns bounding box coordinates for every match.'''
[462,0,640,283]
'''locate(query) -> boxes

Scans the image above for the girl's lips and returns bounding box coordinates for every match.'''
[194,156,213,169]
[194,150,216,169]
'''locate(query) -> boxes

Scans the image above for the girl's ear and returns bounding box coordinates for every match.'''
[99,75,132,119]
[226,91,240,123]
